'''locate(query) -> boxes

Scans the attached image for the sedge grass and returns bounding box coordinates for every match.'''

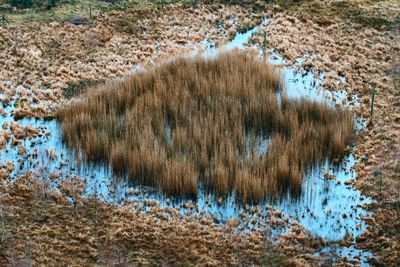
[57,51,354,203]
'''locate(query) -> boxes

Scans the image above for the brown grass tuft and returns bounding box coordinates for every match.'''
[57,51,354,203]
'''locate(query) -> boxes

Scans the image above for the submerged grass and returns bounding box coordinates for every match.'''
[57,51,354,203]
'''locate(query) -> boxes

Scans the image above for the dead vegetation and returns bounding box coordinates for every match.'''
[0,3,263,119]
[271,0,398,30]
[0,174,271,266]
[252,2,400,264]
[0,172,343,266]
[57,51,354,203]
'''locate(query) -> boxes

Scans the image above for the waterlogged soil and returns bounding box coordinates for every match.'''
[1,1,399,266]
[251,3,400,265]
[1,14,372,267]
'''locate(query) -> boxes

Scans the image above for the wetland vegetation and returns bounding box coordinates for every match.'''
[0,0,399,266]
[57,52,355,203]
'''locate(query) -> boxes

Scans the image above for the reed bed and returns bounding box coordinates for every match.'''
[57,52,354,203]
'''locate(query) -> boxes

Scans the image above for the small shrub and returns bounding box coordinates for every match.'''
[8,0,33,8]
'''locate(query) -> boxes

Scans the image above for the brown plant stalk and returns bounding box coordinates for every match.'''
[57,51,354,203]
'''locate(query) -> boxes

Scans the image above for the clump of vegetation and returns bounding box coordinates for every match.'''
[7,0,60,9]
[63,79,104,99]
[57,51,354,203]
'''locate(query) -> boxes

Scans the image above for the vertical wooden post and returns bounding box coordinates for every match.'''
[1,14,8,25]
[89,4,92,19]
[379,172,382,199]
[370,86,376,116]
[373,169,383,200]
[263,31,267,59]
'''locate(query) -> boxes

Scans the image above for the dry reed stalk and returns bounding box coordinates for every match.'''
[57,51,354,203]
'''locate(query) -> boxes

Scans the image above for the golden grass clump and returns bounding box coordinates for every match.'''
[57,51,354,203]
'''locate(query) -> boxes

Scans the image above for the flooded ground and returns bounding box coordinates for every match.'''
[0,21,373,265]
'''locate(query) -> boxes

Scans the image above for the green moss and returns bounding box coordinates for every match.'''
[64,79,104,99]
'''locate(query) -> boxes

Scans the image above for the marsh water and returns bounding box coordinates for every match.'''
[0,21,372,265]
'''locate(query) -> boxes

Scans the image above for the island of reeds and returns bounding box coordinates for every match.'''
[57,52,354,203]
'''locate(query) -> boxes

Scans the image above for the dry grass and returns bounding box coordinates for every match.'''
[0,174,275,266]
[1,173,342,266]
[57,51,354,203]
